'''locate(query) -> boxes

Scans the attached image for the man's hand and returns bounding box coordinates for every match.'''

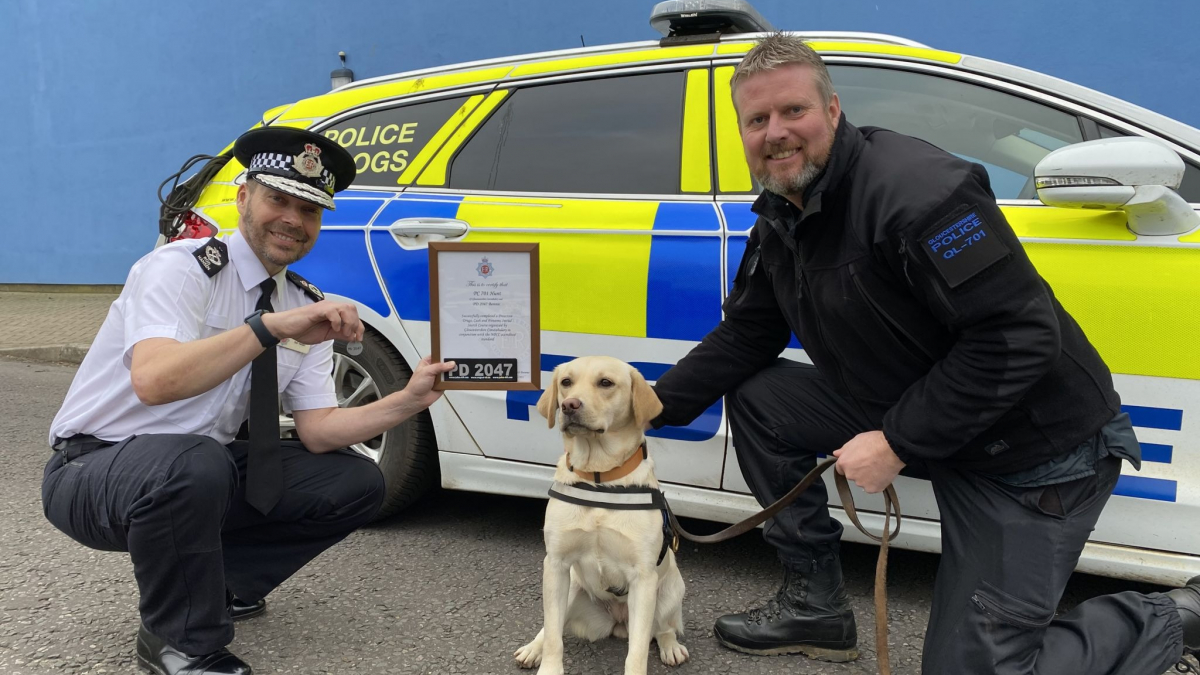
[833,430,905,494]
[402,356,457,409]
[263,301,364,345]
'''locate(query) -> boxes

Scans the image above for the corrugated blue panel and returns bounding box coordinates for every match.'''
[726,233,801,349]
[368,195,465,321]
[325,197,387,226]
[289,231,390,317]
[506,354,720,441]
[1122,405,1183,431]
[652,202,721,231]
[647,234,722,342]
[1139,443,1173,464]
[1113,475,1177,502]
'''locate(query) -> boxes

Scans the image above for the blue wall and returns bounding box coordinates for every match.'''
[3,0,1198,284]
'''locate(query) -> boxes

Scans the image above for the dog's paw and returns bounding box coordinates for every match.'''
[657,637,689,666]
[611,624,628,640]
[514,640,542,668]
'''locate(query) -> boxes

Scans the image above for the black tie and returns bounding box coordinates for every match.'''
[246,277,283,515]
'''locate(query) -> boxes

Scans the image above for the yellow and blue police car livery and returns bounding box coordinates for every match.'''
[177,15,1200,585]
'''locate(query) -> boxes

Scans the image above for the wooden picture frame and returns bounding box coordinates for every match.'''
[429,242,540,391]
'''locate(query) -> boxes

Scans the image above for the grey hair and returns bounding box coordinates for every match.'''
[730,32,835,107]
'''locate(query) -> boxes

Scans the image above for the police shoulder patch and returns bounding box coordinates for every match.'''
[192,237,229,278]
[917,205,1011,289]
[286,270,324,301]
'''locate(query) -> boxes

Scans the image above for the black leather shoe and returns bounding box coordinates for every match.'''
[227,594,266,622]
[714,546,858,662]
[1167,575,1200,655]
[136,625,251,675]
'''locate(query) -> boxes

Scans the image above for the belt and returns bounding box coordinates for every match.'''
[52,435,114,462]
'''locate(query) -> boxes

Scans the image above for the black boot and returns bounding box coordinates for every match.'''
[1167,575,1200,660]
[713,544,858,661]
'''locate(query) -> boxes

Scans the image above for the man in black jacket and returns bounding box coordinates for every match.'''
[651,33,1199,674]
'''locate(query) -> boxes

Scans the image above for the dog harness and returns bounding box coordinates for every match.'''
[547,444,679,567]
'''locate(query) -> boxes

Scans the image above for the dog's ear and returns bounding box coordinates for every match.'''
[537,366,559,428]
[630,367,663,430]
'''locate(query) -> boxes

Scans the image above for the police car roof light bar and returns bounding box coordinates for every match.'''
[650,0,774,41]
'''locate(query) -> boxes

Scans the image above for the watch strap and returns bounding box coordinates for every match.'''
[246,311,280,348]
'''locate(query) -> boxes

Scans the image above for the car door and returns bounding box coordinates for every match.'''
[712,58,1200,557]
[362,65,729,488]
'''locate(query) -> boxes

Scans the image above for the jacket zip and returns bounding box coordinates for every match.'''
[898,239,958,320]
[850,267,937,366]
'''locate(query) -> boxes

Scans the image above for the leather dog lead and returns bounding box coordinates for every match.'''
[664,457,900,675]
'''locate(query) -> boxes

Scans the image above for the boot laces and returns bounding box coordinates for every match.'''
[745,566,810,624]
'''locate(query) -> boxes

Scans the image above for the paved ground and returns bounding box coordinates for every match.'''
[0,291,118,363]
[0,358,1188,675]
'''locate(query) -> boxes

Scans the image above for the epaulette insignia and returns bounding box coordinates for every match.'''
[192,237,229,278]
[286,270,324,301]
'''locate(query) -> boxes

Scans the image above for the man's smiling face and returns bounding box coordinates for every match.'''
[236,180,322,273]
[734,62,841,203]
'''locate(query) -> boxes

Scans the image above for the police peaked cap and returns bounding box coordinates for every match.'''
[234,127,356,210]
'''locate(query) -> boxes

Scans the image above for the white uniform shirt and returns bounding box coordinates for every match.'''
[49,230,337,446]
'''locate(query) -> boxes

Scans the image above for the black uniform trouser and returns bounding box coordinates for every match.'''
[727,359,1184,674]
[42,433,385,655]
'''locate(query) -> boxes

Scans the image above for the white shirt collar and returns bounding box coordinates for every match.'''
[228,229,287,294]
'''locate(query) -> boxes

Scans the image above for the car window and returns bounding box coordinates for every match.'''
[448,72,686,194]
[320,96,469,188]
[829,66,1085,200]
[1098,124,1200,203]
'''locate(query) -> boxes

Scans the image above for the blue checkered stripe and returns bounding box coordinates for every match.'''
[1117,405,1183,502]
[248,152,332,184]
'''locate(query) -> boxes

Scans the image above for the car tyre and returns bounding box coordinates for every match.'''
[329,330,438,521]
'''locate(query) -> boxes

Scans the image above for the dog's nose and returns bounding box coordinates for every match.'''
[561,398,582,415]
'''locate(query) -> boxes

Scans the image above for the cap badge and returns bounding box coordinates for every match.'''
[293,143,325,178]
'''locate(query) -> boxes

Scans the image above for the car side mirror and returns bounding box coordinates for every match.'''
[1034,137,1199,236]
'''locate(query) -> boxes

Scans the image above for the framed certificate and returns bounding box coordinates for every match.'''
[429,242,540,390]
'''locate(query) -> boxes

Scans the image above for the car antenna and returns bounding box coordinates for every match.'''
[580,34,586,47]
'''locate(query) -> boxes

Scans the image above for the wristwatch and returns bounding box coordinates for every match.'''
[244,309,280,348]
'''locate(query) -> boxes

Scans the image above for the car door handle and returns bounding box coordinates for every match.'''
[388,218,470,238]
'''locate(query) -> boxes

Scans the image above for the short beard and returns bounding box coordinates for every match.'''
[757,155,827,199]
[242,204,306,268]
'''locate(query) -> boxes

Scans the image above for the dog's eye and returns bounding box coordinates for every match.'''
[599,378,614,388]
[560,378,572,388]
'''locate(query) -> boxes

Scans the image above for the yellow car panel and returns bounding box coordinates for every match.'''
[456,196,658,337]
[1000,206,1136,241]
[1025,242,1200,380]
[416,91,510,186]
[397,95,487,185]
[717,40,962,65]
[509,45,712,78]
[713,65,752,192]
[681,69,712,193]
[277,66,513,122]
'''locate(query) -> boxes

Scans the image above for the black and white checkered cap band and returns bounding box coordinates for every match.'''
[247,152,333,185]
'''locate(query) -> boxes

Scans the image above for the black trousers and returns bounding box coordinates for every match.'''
[42,434,385,655]
[727,359,1184,674]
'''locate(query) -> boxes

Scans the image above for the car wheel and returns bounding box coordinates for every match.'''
[282,329,439,521]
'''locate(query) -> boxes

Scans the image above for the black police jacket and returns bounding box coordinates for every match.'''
[653,115,1120,473]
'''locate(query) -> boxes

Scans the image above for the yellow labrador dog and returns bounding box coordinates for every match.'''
[515,356,688,675]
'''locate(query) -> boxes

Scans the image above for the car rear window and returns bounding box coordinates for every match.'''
[321,96,469,188]
[448,72,686,195]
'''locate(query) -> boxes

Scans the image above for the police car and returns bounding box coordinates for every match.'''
[163,0,1200,585]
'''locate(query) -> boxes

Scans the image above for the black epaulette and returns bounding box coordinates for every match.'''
[192,237,229,277]
[286,270,324,301]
